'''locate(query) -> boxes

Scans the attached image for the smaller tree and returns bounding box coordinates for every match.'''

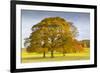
[80,40,90,48]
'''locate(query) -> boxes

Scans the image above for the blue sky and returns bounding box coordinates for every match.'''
[21,10,90,48]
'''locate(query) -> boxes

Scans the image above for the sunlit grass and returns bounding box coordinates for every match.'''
[21,48,90,63]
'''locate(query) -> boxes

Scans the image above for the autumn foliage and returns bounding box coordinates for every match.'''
[24,17,84,58]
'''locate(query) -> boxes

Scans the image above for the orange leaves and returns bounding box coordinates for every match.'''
[25,17,80,55]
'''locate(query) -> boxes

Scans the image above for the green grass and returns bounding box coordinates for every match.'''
[21,48,90,63]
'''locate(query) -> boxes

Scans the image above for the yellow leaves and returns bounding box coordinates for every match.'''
[26,17,80,54]
[35,48,48,53]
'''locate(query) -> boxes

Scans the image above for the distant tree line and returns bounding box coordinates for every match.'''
[80,40,90,48]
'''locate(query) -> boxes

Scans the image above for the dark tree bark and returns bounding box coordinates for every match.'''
[63,52,65,56]
[43,52,46,58]
[62,47,66,56]
[42,43,46,58]
[51,50,54,58]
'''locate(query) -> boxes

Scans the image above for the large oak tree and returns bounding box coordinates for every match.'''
[24,17,82,58]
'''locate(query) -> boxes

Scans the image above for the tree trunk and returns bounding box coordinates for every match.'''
[51,50,54,58]
[63,52,65,56]
[62,48,65,56]
[43,52,46,58]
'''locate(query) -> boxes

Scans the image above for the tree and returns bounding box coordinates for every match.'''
[25,28,49,58]
[80,40,90,48]
[24,17,79,58]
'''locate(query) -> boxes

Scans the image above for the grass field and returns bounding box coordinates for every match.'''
[21,48,90,63]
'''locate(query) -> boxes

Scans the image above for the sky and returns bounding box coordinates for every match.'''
[21,10,90,48]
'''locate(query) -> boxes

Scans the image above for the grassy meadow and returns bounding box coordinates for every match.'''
[21,48,90,63]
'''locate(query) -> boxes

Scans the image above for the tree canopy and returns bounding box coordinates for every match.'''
[24,17,83,58]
